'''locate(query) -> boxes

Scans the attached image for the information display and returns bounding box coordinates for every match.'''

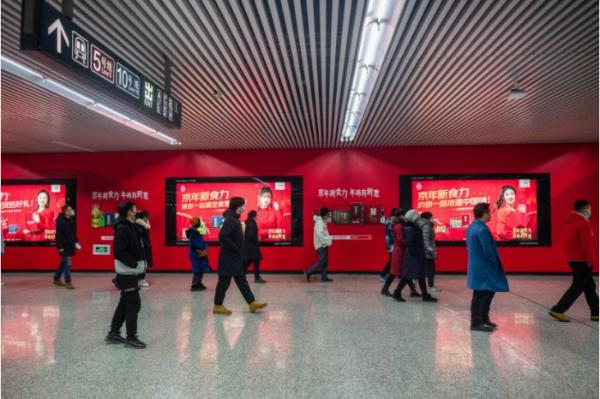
[400,174,551,246]
[166,177,303,246]
[1,179,77,246]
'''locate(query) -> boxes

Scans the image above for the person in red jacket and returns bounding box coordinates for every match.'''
[549,200,598,322]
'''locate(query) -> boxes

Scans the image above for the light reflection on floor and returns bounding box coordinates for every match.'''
[1,273,598,398]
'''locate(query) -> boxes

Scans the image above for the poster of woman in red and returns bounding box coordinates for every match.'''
[411,178,538,242]
[1,184,66,242]
[175,181,292,242]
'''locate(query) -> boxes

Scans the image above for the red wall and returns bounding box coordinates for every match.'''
[2,144,598,273]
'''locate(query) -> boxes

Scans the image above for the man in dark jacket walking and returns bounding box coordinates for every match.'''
[213,197,267,315]
[53,205,80,289]
[549,200,599,322]
[105,202,147,348]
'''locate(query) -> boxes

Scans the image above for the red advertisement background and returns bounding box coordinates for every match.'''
[175,181,292,242]
[1,184,67,242]
[412,179,538,241]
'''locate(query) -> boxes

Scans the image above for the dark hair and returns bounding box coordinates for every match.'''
[229,197,246,211]
[421,211,433,220]
[393,208,406,218]
[496,185,516,209]
[319,207,330,217]
[473,203,491,219]
[574,200,590,212]
[246,210,257,220]
[36,189,50,209]
[259,186,273,196]
[61,205,72,213]
[136,210,149,220]
[117,201,136,218]
[389,207,398,217]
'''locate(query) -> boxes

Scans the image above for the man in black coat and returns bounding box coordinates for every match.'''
[53,205,80,289]
[105,202,147,349]
[213,197,267,315]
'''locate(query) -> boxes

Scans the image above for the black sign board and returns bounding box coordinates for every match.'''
[20,1,182,128]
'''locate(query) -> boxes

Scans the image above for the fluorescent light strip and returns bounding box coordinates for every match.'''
[340,0,405,141]
[1,56,180,146]
[51,141,95,152]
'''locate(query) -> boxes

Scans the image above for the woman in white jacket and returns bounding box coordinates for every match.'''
[304,207,333,282]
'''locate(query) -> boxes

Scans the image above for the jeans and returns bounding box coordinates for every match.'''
[110,275,141,338]
[53,255,72,283]
[214,275,255,305]
[244,259,262,280]
[307,247,329,280]
[552,261,599,316]
[471,290,495,326]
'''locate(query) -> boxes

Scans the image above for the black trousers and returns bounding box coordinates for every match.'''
[427,259,436,287]
[471,290,495,326]
[244,259,262,280]
[214,275,255,305]
[552,261,599,316]
[110,275,141,338]
[191,272,204,286]
[393,278,426,297]
[380,253,392,276]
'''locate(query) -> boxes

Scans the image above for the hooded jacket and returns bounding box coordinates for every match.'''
[56,214,78,257]
[218,208,245,276]
[113,217,146,275]
[563,211,595,265]
[186,226,210,273]
[313,215,333,250]
[418,218,437,260]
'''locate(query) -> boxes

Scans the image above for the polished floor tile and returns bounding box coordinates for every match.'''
[1,274,598,399]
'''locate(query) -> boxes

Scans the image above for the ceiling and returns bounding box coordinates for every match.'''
[1,0,598,153]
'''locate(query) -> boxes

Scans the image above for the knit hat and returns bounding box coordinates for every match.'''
[190,217,200,227]
[404,209,420,223]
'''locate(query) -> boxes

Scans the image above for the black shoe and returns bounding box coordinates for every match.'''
[125,337,147,349]
[381,290,392,297]
[190,285,206,291]
[422,295,438,302]
[470,324,494,333]
[304,270,311,282]
[393,294,406,302]
[255,278,267,284]
[199,283,207,290]
[321,277,333,282]
[410,291,422,298]
[105,332,126,344]
[484,320,498,328]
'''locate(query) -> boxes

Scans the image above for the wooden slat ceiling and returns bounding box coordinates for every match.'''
[1,0,598,153]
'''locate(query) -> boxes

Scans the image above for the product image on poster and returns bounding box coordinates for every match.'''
[1,180,77,246]
[166,177,303,246]
[400,174,551,247]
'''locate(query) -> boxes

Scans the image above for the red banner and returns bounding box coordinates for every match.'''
[1,184,67,242]
[175,181,292,242]
[412,179,538,241]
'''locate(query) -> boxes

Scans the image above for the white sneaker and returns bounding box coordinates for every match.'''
[138,280,150,288]
[429,286,441,293]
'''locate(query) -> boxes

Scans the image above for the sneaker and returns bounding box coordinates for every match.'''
[429,286,441,293]
[125,337,147,349]
[320,277,333,282]
[53,279,64,287]
[190,285,206,292]
[378,274,388,283]
[105,332,127,344]
[64,282,75,290]
[381,290,392,297]
[470,324,494,333]
[254,277,267,284]
[422,295,438,302]
[549,311,570,322]
[484,320,498,329]
[393,294,406,302]
[138,280,150,288]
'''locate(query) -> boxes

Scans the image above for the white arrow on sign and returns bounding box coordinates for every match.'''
[47,19,69,54]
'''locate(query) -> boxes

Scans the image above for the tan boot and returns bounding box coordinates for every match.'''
[249,301,267,313]
[548,311,570,322]
[64,282,75,290]
[213,305,232,315]
[53,279,64,287]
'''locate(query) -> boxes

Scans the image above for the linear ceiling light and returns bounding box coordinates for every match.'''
[1,56,181,146]
[341,0,405,142]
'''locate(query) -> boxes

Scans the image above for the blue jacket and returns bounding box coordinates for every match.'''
[186,227,210,273]
[466,220,509,292]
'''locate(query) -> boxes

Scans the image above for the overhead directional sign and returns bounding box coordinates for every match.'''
[20,0,182,128]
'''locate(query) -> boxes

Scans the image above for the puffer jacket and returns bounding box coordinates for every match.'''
[417,218,437,260]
